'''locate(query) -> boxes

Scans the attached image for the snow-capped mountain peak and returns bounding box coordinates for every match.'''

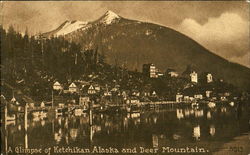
[41,10,121,37]
[99,10,121,25]
[55,20,88,36]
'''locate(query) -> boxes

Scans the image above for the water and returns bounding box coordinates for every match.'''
[1,103,248,154]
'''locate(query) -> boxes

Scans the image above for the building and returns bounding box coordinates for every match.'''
[166,69,178,77]
[194,94,203,100]
[69,82,78,93]
[143,63,158,78]
[132,90,140,97]
[156,68,164,77]
[176,93,183,102]
[104,91,112,96]
[87,85,96,95]
[53,81,63,90]
[207,73,213,83]
[81,84,97,95]
[93,84,101,92]
[205,91,212,98]
[190,71,198,83]
[126,97,140,104]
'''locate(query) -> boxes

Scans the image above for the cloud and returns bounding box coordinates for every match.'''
[177,12,249,67]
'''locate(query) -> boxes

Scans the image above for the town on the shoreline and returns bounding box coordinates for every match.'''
[0,25,247,119]
[2,62,244,116]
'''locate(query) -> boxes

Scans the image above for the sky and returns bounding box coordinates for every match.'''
[1,1,249,68]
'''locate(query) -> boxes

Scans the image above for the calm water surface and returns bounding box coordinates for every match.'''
[1,103,248,154]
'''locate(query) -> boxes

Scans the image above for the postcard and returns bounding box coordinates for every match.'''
[1,1,249,155]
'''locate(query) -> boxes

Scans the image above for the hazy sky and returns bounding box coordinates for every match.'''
[1,1,249,68]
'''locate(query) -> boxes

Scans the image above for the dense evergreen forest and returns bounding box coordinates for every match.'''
[1,25,107,100]
[1,25,107,81]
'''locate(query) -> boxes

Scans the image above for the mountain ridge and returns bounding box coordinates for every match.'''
[41,11,250,90]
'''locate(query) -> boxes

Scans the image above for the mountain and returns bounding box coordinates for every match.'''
[41,10,250,90]
[42,20,88,37]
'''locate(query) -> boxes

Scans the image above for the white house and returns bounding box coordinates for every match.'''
[69,82,78,93]
[183,96,190,102]
[190,71,198,83]
[127,98,140,104]
[152,91,157,96]
[194,94,203,100]
[104,91,112,96]
[88,85,96,95]
[169,71,178,77]
[176,94,183,102]
[53,81,63,90]
[205,91,212,98]
[207,73,213,83]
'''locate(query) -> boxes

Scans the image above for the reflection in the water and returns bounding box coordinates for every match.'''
[210,125,216,137]
[221,107,227,113]
[194,109,204,118]
[207,111,212,119]
[193,125,201,141]
[152,134,159,147]
[176,109,184,119]
[184,109,190,117]
[70,128,78,141]
[1,103,248,154]
[173,134,181,140]
[25,133,28,149]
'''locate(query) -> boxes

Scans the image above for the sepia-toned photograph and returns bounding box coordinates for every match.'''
[0,1,249,155]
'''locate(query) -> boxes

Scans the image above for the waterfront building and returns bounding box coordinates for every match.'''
[176,93,183,102]
[183,96,190,102]
[126,97,140,104]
